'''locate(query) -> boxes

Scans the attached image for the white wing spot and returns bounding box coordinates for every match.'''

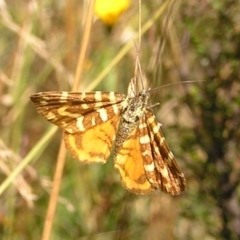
[94,92,102,101]
[154,146,160,154]
[168,151,174,160]
[60,92,68,99]
[97,108,108,121]
[140,135,150,144]
[81,104,89,109]
[40,100,48,105]
[153,125,159,133]
[148,116,155,124]
[160,167,169,178]
[109,92,116,102]
[112,104,119,114]
[144,163,155,172]
[160,137,165,145]
[76,116,85,131]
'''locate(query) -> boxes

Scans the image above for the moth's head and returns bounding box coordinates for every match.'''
[137,89,150,103]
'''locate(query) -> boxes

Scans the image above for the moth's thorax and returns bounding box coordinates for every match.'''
[121,90,150,123]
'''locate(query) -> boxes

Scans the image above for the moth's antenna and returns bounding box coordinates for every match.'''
[133,41,144,90]
[148,80,206,93]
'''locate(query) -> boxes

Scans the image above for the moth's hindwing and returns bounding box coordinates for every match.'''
[114,126,154,194]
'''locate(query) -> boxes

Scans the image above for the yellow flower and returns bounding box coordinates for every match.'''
[95,0,130,26]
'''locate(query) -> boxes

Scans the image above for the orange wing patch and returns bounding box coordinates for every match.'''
[114,127,154,194]
[64,114,121,163]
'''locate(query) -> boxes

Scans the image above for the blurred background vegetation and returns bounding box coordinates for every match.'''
[0,0,239,239]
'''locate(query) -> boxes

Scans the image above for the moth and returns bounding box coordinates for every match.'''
[30,80,186,195]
